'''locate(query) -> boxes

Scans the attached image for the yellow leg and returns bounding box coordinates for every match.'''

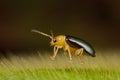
[50,46,59,60]
[67,48,72,63]
[75,48,83,56]
[75,48,84,64]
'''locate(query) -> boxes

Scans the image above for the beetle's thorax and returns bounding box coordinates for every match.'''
[50,35,66,47]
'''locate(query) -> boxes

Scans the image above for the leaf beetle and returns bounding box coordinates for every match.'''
[32,29,95,63]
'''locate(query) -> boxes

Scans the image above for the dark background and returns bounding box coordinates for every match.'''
[0,0,120,53]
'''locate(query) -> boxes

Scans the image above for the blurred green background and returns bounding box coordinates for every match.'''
[0,0,120,52]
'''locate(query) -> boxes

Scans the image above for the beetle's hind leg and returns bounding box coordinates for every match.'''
[75,48,83,56]
[75,48,84,64]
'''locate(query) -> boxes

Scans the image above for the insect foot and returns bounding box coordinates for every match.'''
[69,58,73,63]
[69,60,73,64]
[50,56,55,60]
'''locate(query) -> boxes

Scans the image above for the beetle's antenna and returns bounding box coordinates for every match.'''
[31,29,53,39]
[50,30,54,38]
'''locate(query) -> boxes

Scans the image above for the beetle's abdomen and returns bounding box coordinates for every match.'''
[66,35,95,57]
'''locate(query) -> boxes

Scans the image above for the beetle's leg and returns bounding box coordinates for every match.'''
[50,46,59,60]
[75,48,84,64]
[75,48,84,56]
[63,47,67,55]
[67,48,72,62]
[53,46,59,58]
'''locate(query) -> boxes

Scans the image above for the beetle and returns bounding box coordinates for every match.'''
[31,29,95,63]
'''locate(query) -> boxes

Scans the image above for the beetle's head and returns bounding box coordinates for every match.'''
[50,35,66,46]
[31,29,66,47]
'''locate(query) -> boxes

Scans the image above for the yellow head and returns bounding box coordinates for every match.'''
[50,35,66,46]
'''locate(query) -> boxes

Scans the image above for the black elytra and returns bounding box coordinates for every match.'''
[66,35,96,57]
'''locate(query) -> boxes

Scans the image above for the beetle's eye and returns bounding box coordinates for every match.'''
[53,38,56,43]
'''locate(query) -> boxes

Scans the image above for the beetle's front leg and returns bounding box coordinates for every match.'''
[50,46,59,60]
